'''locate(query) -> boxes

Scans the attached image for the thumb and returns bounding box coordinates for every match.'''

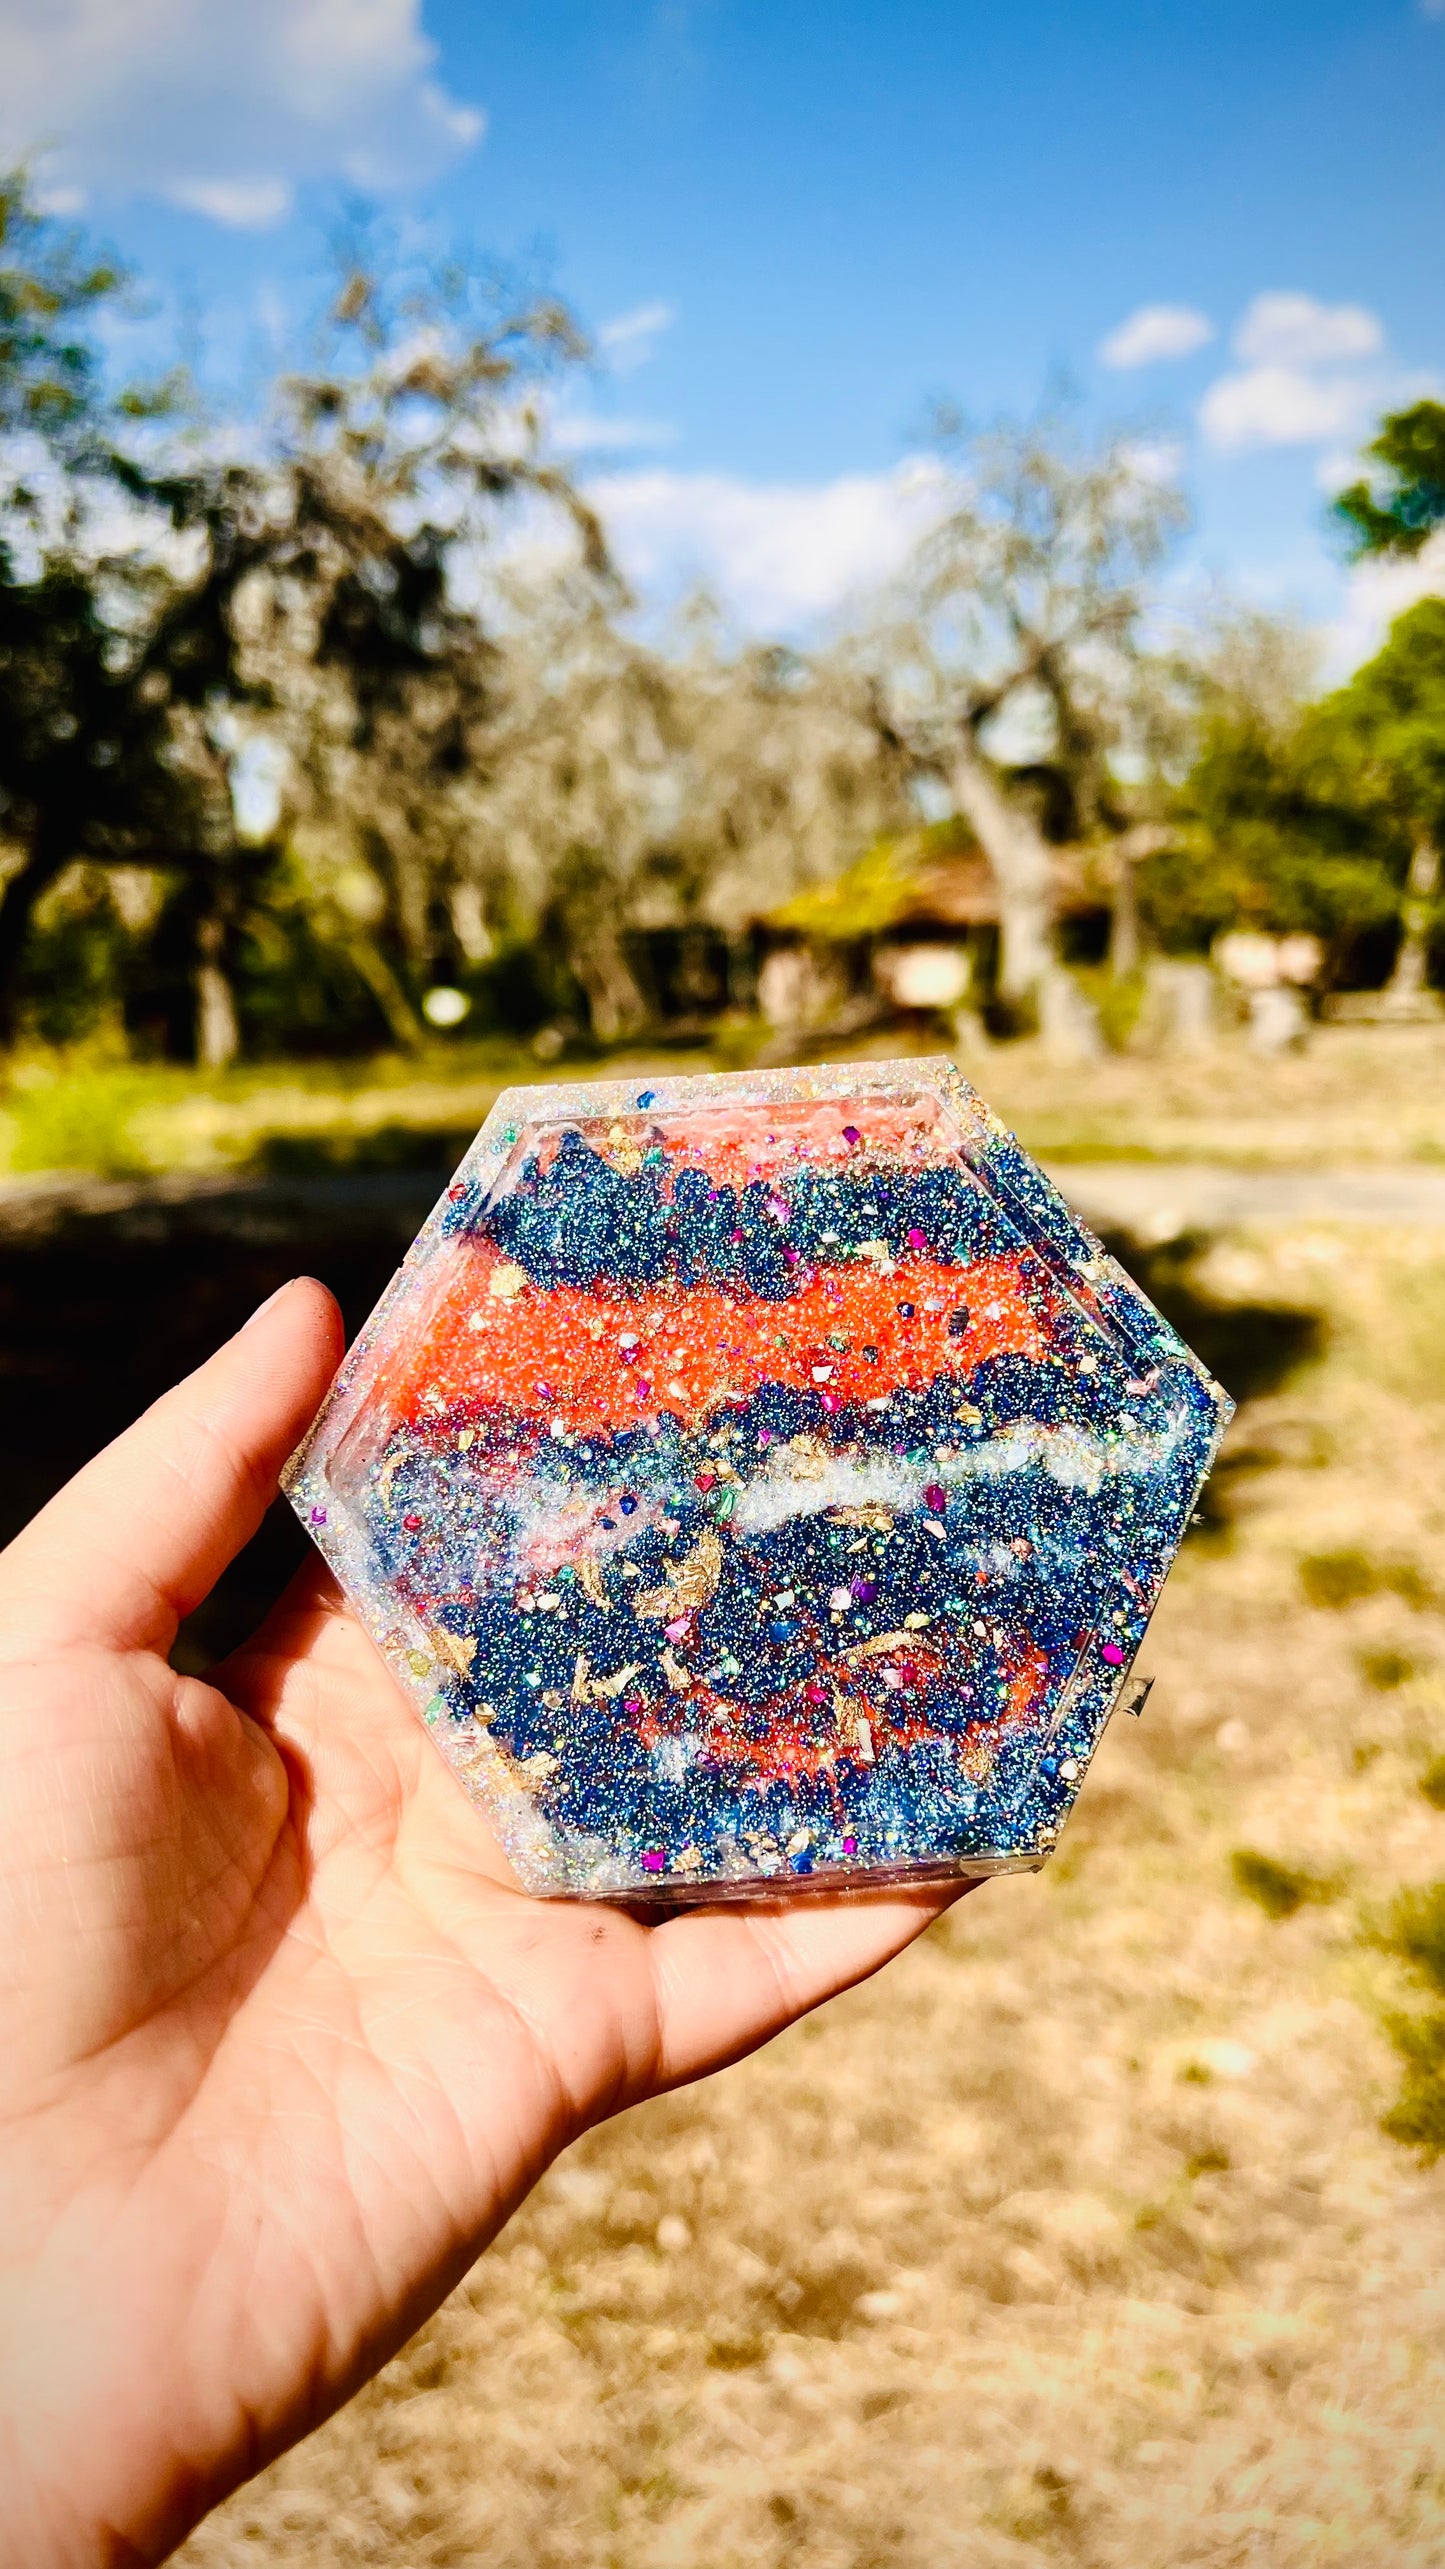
[0,1277,344,1658]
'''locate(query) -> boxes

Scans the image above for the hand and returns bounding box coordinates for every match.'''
[0,1280,963,2566]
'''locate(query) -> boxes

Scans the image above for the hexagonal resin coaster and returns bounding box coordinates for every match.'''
[284,1060,1231,1902]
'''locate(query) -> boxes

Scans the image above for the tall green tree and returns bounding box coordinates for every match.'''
[1319,598,1445,998]
[1147,601,1445,989]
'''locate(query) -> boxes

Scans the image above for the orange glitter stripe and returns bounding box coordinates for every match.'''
[392,1244,1061,1434]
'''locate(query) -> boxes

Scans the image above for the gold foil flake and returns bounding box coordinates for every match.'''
[844,1630,914,1663]
[577,1555,611,1610]
[590,1661,643,1700]
[432,1628,477,1676]
[634,1529,724,1620]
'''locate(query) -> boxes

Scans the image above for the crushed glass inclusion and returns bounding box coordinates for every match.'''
[284,1060,1231,1902]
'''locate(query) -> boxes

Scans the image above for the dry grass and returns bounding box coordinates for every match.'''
[10,1020,1445,1182]
[962,1020,1445,1167]
[178,1219,1445,2568]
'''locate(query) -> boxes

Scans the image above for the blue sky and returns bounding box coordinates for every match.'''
[4,0,1443,653]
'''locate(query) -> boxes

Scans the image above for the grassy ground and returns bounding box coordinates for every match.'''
[173,1215,1445,2567]
[9,1019,1445,1181]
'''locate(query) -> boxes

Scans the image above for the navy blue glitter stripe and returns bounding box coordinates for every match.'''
[478,1140,1020,1293]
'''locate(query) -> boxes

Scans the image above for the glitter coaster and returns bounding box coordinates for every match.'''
[284,1059,1231,1902]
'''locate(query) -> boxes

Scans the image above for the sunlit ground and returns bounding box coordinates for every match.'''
[8,1020,1445,1182]
[138,1028,1445,2567]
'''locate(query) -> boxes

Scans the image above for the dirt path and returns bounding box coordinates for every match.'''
[1057,1162,1445,1236]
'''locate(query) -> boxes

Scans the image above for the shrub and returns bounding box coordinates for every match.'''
[1361,1648,1416,1691]
[1300,1548,1434,1611]
[1376,1883,1445,2159]
[1230,1849,1341,1920]
[1421,1758,1445,1811]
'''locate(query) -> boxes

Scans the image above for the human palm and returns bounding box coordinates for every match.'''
[0,1281,960,2566]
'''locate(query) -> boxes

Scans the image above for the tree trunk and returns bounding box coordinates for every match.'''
[343,930,424,1050]
[572,918,648,1043]
[1108,851,1140,977]
[194,912,240,1069]
[948,734,1057,1005]
[1387,832,1440,1002]
[0,835,69,1047]
[1104,827,1169,979]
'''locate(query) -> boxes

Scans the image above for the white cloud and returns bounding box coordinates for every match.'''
[0,0,482,225]
[1098,304,1214,370]
[166,175,296,230]
[597,301,677,374]
[550,412,678,455]
[587,460,950,633]
[1323,527,1445,679]
[31,183,87,216]
[1118,436,1187,485]
[1233,291,1382,367]
[1199,292,1391,454]
[1314,448,1362,496]
[1199,361,1377,452]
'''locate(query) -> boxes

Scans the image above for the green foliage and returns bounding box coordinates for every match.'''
[1146,710,1405,958]
[2,212,1444,1069]
[17,865,138,1045]
[1148,579,1445,969]
[0,177,245,1044]
[464,938,582,1038]
[1070,962,1148,1052]
[229,869,395,1062]
[1320,597,1445,844]
[1334,401,1445,560]
[768,822,977,941]
[1230,1849,1342,1920]
[0,176,608,1059]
